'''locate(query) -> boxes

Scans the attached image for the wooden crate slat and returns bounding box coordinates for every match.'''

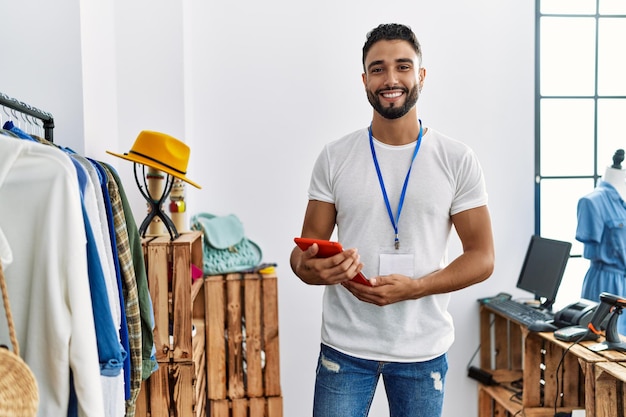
[206,275,227,400]
[208,399,230,417]
[135,380,149,417]
[193,318,206,369]
[562,351,583,407]
[145,236,171,362]
[147,365,171,417]
[227,273,246,399]
[249,397,266,417]
[479,307,492,369]
[477,387,493,417]
[244,273,264,398]
[509,323,523,370]
[266,396,284,417]
[493,401,506,416]
[523,334,544,407]
[192,277,205,319]
[583,361,597,417]
[206,397,283,417]
[171,238,194,362]
[170,363,196,416]
[262,273,282,397]
[195,372,207,417]
[542,340,560,408]
[523,408,578,417]
[494,315,509,369]
[195,323,207,405]
[231,398,248,417]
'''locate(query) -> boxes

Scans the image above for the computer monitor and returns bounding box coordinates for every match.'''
[516,235,572,311]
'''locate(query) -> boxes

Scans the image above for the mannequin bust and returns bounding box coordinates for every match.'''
[603,149,626,200]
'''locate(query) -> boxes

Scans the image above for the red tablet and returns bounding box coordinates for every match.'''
[294,237,371,286]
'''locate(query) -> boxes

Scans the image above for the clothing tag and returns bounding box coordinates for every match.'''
[379,252,415,277]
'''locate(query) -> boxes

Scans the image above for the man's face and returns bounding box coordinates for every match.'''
[362,40,425,120]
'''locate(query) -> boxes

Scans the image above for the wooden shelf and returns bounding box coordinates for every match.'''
[477,303,626,417]
[479,384,521,415]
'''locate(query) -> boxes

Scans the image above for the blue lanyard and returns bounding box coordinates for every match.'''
[369,120,423,249]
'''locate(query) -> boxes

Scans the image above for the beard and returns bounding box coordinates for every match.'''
[367,85,419,120]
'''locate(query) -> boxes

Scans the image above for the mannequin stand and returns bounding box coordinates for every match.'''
[169,178,187,233]
[133,163,179,240]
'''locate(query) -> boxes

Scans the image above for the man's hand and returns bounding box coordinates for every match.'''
[292,243,364,286]
[342,274,418,306]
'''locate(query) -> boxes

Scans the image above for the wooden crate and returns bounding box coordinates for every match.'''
[205,272,281,401]
[521,332,587,415]
[594,361,626,417]
[479,306,524,372]
[478,304,626,417]
[137,231,207,417]
[143,231,205,362]
[136,360,206,417]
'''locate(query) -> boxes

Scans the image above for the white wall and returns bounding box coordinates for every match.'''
[1,1,537,416]
[1,0,84,152]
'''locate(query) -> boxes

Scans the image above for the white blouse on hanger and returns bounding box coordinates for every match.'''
[0,135,105,417]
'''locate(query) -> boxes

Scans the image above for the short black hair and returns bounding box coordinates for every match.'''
[362,23,422,70]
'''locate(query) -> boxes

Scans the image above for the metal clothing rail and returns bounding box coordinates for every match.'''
[0,91,55,142]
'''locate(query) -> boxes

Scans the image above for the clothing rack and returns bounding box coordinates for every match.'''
[0,91,55,143]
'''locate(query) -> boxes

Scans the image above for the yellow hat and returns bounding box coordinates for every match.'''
[107,130,201,189]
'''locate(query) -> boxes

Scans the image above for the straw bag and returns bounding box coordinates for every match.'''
[0,262,39,417]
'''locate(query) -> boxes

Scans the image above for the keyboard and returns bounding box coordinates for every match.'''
[481,297,554,327]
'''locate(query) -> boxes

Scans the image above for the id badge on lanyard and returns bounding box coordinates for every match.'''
[369,120,422,278]
[379,248,415,277]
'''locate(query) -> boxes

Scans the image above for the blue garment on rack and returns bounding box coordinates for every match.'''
[70,156,126,375]
[576,181,626,335]
[89,158,132,401]
[66,156,126,417]
[2,120,37,141]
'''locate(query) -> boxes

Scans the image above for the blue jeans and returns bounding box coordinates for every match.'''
[313,344,448,417]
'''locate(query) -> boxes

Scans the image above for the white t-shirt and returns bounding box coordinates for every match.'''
[308,126,488,362]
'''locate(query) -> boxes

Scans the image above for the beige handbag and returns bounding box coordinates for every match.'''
[0,261,39,417]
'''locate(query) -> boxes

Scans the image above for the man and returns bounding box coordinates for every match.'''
[290,23,494,417]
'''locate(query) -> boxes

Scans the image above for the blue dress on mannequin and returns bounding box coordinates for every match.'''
[576,150,626,335]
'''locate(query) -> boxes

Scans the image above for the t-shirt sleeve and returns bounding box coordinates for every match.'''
[450,149,488,215]
[308,146,335,204]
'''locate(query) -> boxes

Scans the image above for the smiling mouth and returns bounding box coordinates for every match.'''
[381,91,403,99]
